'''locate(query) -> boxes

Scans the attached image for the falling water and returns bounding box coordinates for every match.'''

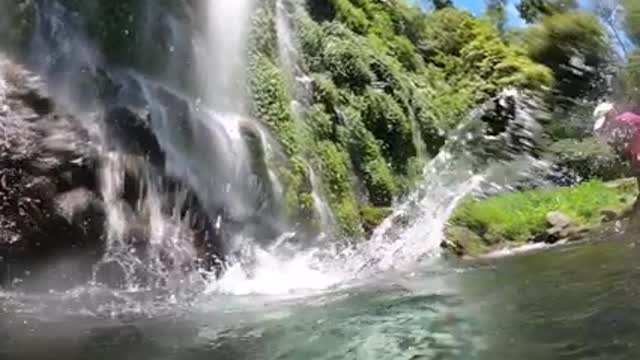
[276,0,313,108]
[198,0,255,112]
[7,0,553,297]
[275,0,334,229]
[343,89,552,274]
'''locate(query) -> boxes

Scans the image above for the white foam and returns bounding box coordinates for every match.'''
[208,246,342,296]
[482,241,565,259]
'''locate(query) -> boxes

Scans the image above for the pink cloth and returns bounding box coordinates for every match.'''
[615,112,640,129]
[612,112,640,170]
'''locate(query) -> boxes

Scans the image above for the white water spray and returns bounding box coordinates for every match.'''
[209,89,553,295]
[199,0,254,112]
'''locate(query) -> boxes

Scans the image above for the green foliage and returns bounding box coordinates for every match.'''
[249,53,317,224]
[432,0,454,10]
[360,206,393,236]
[525,11,610,103]
[516,0,578,24]
[485,0,507,33]
[419,8,479,58]
[450,181,627,244]
[361,88,416,173]
[329,0,370,34]
[624,0,640,45]
[321,33,374,92]
[316,141,363,237]
[343,107,397,207]
[621,51,640,103]
[547,138,630,181]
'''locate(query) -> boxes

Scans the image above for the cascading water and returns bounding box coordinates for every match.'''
[208,89,554,295]
[275,0,334,230]
[198,0,254,112]
[4,0,554,297]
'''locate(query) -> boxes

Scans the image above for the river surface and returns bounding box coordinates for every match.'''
[2,232,640,360]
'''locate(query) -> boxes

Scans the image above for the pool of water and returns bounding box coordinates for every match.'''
[2,233,640,360]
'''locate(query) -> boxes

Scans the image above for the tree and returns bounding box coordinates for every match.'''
[486,0,507,33]
[592,0,629,57]
[432,0,454,10]
[620,51,640,103]
[525,11,610,103]
[624,0,640,45]
[517,0,578,23]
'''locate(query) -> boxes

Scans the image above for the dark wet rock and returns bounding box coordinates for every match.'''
[601,208,620,223]
[529,211,591,244]
[103,106,165,167]
[442,226,487,257]
[0,54,235,288]
[0,55,104,287]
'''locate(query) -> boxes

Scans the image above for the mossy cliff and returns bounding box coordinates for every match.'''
[0,0,554,239]
[247,0,552,237]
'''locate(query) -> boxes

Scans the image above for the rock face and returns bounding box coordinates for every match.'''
[531,211,590,244]
[0,55,104,288]
[0,55,228,289]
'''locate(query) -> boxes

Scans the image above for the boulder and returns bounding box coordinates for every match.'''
[546,211,573,229]
[531,211,591,244]
[0,54,234,288]
[442,225,487,257]
[600,208,620,223]
[0,55,104,288]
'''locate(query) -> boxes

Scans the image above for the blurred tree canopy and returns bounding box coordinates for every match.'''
[431,0,454,10]
[624,0,640,45]
[523,11,610,104]
[486,0,507,33]
[517,0,578,23]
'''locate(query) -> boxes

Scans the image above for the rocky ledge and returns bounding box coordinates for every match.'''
[443,178,640,258]
[0,55,224,290]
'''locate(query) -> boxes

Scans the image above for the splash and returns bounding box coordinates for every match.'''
[208,234,342,296]
[7,0,552,299]
[205,89,554,295]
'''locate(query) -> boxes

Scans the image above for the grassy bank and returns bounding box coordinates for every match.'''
[447,179,638,256]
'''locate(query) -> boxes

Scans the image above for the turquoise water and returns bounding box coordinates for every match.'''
[2,234,640,359]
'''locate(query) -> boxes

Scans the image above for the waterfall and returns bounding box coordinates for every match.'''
[198,0,255,112]
[6,0,554,296]
[275,0,334,230]
[208,89,554,294]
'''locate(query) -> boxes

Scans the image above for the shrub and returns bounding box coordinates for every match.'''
[361,88,416,174]
[316,141,363,237]
[547,138,630,182]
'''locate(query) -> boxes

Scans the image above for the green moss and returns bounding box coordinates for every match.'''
[316,141,363,237]
[249,53,318,226]
[343,107,397,207]
[450,180,632,244]
[321,34,374,92]
[361,88,416,174]
[361,206,393,236]
[330,0,370,34]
